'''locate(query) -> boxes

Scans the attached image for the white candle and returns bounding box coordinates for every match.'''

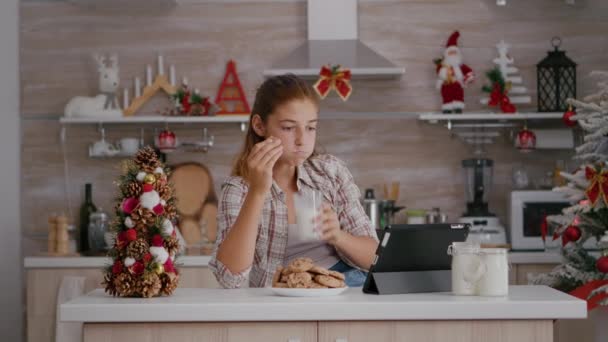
[134,77,141,97]
[194,88,200,95]
[182,77,188,86]
[169,65,176,86]
[123,88,130,109]
[146,65,152,86]
[157,55,164,76]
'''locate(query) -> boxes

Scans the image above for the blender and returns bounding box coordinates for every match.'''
[458,158,507,246]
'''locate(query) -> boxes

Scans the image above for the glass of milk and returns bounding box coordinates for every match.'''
[293,190,324,241]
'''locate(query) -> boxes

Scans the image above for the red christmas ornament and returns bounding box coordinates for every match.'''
[564,225,582,242]
[516,126,536,153]
[164,258,176,273]
[125,228,137,242]
[152,234,164,247]
[116,231,127,249]
[131,261,145,276]
[143,253,152,264]
[596,256,608,273]
[112,260,123,275]
[158,129,177,152]
[562,106,577,127]
[121,197,139,214]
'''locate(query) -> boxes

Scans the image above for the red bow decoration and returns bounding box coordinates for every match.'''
[585,166,608,206]
[314,65,352,101]
[488,82,516,113]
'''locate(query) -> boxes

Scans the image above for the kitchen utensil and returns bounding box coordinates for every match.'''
[169,162,217,250]
[117,137,139,155]
[379,199,405,228]
[362,189,380,229]
[458,158,507,246]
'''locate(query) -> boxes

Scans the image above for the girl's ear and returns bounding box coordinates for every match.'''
[251,114,266,137]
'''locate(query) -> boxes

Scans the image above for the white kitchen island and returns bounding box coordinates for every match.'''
[60,285,585,342]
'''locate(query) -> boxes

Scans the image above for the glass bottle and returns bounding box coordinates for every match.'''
[79,183,97,253]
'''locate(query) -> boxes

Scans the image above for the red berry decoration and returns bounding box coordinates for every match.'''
[564,225,582,242]
[596,256,608,273]
[562,106,577,127]
[125,228,137,242]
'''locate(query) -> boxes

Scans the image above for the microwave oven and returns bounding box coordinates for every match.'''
[509,190,597,250]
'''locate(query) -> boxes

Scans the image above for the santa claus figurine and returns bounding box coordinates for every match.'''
[435,31,475,113]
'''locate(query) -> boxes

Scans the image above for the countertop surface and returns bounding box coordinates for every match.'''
[60,285,586,323]
[25,251,567,269]
[24,255,212,268]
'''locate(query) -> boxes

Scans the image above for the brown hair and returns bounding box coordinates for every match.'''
[232,74,320,178]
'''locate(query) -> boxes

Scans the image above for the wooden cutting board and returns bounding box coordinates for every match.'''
[169,162,218,245]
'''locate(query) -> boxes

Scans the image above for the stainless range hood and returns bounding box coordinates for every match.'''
[263,0,405,80]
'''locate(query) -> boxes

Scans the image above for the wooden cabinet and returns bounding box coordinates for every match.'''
[318,321,552,342]
[81,320,552,342]
[83,322,317,342]
[26,267,218,342]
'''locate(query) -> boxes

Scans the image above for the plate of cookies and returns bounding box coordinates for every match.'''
[270,258,348,297]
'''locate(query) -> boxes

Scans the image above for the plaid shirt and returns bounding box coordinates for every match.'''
[209,154,378,288]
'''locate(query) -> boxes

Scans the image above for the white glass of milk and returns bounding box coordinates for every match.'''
[293,190,324,241]
[477,248,509,297]
[448,242,484,296]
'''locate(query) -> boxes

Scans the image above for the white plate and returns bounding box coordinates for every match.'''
[269,287,348,297]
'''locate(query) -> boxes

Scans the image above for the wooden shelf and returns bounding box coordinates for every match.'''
[419,112,563,123]
[59,115,249,125]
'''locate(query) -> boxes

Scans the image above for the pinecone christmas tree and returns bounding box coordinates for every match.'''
[532,71,608,309]
[102,146,180,298]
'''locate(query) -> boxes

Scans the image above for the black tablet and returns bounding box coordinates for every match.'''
[364,223,470,294]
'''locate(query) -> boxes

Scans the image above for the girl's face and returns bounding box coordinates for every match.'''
[263,98,318,166]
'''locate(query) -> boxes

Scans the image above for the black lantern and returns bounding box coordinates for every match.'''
[536,37,577,112]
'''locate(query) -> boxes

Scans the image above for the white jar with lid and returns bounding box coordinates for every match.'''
[448,242,483,296]
[477,248,509,297]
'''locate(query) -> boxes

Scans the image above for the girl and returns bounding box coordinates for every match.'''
[209,74,378,288]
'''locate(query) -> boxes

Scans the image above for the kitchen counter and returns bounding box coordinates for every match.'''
[24,255,212,268]
[59,286,586,342]
[61,285,584,322]
[24,251,565,269]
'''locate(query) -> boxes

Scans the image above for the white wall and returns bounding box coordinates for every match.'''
[0,0,21,340]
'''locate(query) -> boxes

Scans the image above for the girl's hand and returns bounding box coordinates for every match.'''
[314,203,345,246]
[246,137,283,195]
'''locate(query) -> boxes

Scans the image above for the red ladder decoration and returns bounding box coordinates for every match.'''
[214,60,250,115]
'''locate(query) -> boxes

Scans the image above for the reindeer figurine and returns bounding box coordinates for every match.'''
[64,53,122,117]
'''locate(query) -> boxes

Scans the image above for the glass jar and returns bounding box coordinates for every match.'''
[448,242,482,296]
[477,248,509,297]
[88,209,109,254]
